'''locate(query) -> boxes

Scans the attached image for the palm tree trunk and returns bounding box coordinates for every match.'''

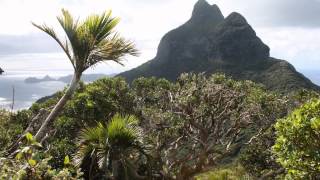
[112,159,121,179]
[34,72,81,141]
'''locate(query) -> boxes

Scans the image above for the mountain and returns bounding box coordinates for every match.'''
[119,0,319,92]
[25,75,56,83]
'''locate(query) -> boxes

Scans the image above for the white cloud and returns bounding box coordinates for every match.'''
[214,0,320,27]
[0,0,319,74]
[256,27,320,70]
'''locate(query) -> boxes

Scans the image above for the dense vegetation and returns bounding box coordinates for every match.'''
[1,2,319,179]
[273,99,320,179]
[1,74,319,179]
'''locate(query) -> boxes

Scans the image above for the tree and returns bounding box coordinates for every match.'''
[33,9,138,141]
[273,99,320,179]
[74,114,149,180]
[239,89,320,179]
[134,73,283,179]
[239,127,284,179]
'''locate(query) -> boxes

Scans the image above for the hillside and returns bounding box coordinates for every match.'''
[119,0,319,92]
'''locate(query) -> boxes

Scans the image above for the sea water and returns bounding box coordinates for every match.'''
[0,71,69,110]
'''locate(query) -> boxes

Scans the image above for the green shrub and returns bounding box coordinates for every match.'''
[0,133,82,179]
[195,165,252,180]
[240,127,283,178]
[273,99,320,179]
[0,110,27,152]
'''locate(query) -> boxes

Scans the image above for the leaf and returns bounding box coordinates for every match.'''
[32,141,43,148]
[64,155,70,165]
[21,146,31,153]
[28,159,37,166]
[25,132,33,142]
[15,152,23,160]
[311,117,320,130]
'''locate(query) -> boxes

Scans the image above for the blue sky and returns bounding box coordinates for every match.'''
[0,0,319,75]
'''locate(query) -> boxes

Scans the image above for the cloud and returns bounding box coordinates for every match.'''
[0,34,60,55]
[0,0,319,73]
[214,0,320,28]
[256,27,320,70]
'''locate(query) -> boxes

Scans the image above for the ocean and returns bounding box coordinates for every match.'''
[0,70,319,111]
[0,71,70,110]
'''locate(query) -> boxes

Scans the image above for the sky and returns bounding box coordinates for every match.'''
[0,0,319,76]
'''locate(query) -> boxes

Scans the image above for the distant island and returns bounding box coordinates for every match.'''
[25,75,55,83]
[24,73,116,84]
[0,67,4,75]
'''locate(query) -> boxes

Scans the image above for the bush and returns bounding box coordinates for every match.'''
[195,165,252,180]
[0,110,29,152]
[240,127,283,178]
[273,99,320,179]
[0,133,82,179]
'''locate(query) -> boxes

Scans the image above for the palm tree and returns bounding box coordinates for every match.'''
[32,9,138,141]
[74,114,149,180]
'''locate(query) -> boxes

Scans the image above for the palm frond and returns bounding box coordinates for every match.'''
[57,9,90,71]
[86,34,138,69]
[74,123,108,167]
[107,114,142,148]
[32,22,75,69]
[75,114,149,176]
[57,9,79,47]
[96,147,110,168]
[82,10,120,45]
[35,9,137,74]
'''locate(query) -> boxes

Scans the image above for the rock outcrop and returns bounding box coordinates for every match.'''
[119,0,319,92]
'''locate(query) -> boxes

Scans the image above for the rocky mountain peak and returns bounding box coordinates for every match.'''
[224,12,248,26]
[119,1,319,92]
[189,0,224,26]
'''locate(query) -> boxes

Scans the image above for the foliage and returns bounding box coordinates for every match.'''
[239,89,320,179]
[47,138,77,169]
[273,99,320,179]
[195,165,252,180]
[0,110,15,151]
[33,9,138,74]
[50,77,134,138]
[74,113,150,180]
[19,77,135,169]
[65,77,135,123]
[0,110,32,153]
[239,127,283,179]
[2,73,319,179]
[134,73,286,179]
[0,133,82,179]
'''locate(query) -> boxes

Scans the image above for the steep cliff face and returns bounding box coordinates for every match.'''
[119,0,319,92]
